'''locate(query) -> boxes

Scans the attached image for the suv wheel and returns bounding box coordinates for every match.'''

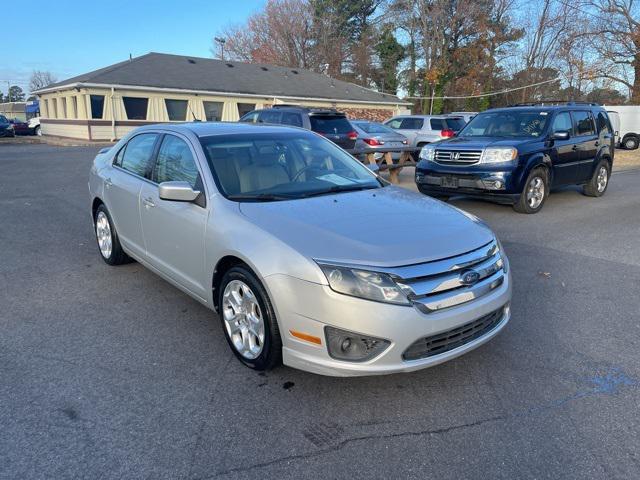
[94,204,131,265]
[514,168,549,214]
[583,160,611,197]
[623,136,639,150]
[34,125,41,136]
[218,266,282,371]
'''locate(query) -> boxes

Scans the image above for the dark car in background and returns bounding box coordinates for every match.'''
[351,120,408,162]
[240,106,358,153]
[415,102,615,213]
[9,118,31,135]
[0,115,15,137]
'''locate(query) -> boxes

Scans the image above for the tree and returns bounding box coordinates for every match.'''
[8,86,25,102]
[374,25,405,93]
[29,70,57,93]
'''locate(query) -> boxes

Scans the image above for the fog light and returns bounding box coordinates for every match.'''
[483,179,504,190]
[325,326,390,362]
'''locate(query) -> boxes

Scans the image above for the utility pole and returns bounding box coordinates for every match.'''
[214,37,226,61]
[7,81,10,102]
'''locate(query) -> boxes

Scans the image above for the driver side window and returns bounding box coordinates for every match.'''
[152,135,200,188]
[552,112,572,133]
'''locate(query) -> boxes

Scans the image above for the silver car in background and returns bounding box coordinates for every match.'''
[89,122,512,376]
[352,120,409,162]
[384,115,467,155]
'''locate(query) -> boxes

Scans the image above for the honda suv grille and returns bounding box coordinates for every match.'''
[435,149,482,165]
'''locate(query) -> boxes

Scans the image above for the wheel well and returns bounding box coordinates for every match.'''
[91,197,104,221]
[211,256,249,311]
[416,142,429,148]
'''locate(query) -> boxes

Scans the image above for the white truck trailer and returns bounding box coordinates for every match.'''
[604,105,640,150]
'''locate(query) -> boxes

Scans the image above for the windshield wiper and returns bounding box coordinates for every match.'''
[227,193,296,202]
[300,184,379,198]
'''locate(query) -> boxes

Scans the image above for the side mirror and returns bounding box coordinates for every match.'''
[158,181,200,202]
[551,130,570,141]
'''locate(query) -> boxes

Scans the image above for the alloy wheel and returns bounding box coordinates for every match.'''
[526,176,545,209]
[222,280,265,359]
[596,166,608,193]
[95,211,113,259]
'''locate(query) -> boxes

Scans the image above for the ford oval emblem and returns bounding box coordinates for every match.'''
[460,270,480,286]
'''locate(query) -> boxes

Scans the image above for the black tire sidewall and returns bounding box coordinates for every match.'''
[515,168,548,214]
[586,160,611,197]
[624,137,638,150]
[218,266,281,370]
[94,205,124,265]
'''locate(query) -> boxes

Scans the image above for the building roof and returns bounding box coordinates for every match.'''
[35,52,406,105]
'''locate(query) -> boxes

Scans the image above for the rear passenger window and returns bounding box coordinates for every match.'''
[120,133,158,177]
[572,111,595,136]
[385,118,402,129]
[259,110,282,124]
[152,135,200,188]
[430,119,444,130]
[552,112,572,133]
[399,118,424,129]
[596,112,610,135]
[282,112,303,127]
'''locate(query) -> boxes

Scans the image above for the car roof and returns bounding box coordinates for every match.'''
[251,106,345,115]
[485,104,606,114]
[389,114,460,119]
[134,121,314,138]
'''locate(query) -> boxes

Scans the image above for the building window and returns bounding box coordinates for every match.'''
[237,103,255,118]
[123,97,148,120]
[165,99,188,121]
[90,95,105,119]
[203,101,223,121]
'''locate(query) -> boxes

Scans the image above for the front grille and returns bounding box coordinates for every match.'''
[435,149,482,165]
[403,306,505,361]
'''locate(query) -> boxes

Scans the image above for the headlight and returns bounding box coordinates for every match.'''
[480,147,517,164]
[419,145,436,161]
[317,263,410,305]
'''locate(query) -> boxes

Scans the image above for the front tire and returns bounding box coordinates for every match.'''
[514,167,549,214]
[94,204,130,265]
[583,160,611,197]
[218,266,282,371]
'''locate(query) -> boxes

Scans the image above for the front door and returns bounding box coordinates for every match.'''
[549,111,580,186]
[139,134,209,299]
[571,111,598,183]
[104,133,159,258]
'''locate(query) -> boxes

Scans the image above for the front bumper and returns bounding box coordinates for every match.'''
[264,267,512,377]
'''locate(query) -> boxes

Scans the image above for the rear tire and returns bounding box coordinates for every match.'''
[623,135,639,150]
[513,167,549,214]
[583,159,610,197]
[218,266,282,371]
[34,125,41,136]
[94,204,131,265]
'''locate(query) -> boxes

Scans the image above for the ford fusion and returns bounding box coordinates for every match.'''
[89,123,512,376]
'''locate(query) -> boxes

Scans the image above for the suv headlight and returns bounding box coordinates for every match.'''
[480,147,517,164]
[419,144,436,161]
[317,263,410,305]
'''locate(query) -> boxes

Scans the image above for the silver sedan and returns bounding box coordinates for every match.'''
[89,122,512,376]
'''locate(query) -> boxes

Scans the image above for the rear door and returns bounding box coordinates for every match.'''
[387,117,425,146]
[309,114,356,151]
[105,133,159,258]
[139,133,209,298]
[550,111,580,186]
[571,111,598,182]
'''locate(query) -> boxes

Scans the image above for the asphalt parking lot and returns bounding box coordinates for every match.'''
[1,143,639,480]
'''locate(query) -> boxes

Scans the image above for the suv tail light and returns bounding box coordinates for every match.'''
[440,128,455,138]
[347,131,358,140]
[363,138,384,146]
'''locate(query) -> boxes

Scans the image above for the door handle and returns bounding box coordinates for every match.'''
[143,197,156,208]
[594,141,599,147]
[572,145,578,151]
[105,177,113,188]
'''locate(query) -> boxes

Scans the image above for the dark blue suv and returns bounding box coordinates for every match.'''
[415,103,615,213]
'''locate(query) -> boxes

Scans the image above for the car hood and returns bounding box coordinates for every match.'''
[239,186,494,268]
[437,136,537,149]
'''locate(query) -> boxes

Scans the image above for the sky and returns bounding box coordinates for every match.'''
[1,0,265,96]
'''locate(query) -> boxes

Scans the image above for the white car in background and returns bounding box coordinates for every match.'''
[28,117,41,136]
[384,115,466,156]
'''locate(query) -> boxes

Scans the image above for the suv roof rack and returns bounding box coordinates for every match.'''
[508,100,600,107]
[270,104,342,114]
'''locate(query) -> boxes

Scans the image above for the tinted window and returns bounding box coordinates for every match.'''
[430,118,444,130]
[90,95,104,119]
[309,116,352,134]
[399,118,424,129]
[444,118,465,130]
[460,111,549,138]
[0,115,7,123]
[123,97,148,120]
[355,122,397,135]
[237,103,255,118]
[120,133,158,177]
[572,111,595,136]
[259,110,282,124]
[282,112,303,127]
[385,118,402,129]
[203,101,223,121]
[596,112,610,135]
[239,111,259,123]
[153,135,199,188]
[165,99,188,121]
[552,112,572,133]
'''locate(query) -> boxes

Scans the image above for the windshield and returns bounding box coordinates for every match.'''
[355,122,397,135]
[0,115,7,123]
[200,132,381,201]
[459,110,550,138]
[445,117,466,131]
